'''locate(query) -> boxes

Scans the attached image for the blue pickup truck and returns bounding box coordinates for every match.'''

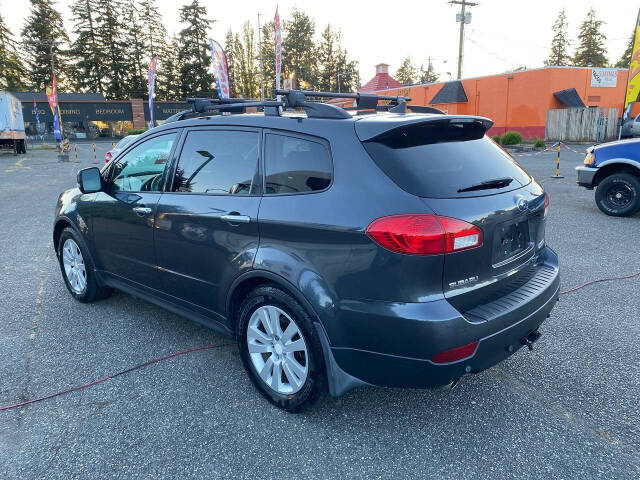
[576,138,640,216]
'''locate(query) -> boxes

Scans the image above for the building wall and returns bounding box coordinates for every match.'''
[370,67,629,139]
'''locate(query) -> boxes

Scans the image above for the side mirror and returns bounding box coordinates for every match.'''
[77,167,103,193]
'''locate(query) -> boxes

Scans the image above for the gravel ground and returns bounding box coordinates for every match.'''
[0,142,638,479]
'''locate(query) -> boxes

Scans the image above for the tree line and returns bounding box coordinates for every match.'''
[0,0,360,100]
[547,7,634,68]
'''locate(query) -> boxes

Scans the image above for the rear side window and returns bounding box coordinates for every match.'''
[264,133,331,194]
[173,130,259,195]
[363,122,531,198]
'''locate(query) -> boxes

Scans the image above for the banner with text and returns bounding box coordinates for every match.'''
[625,9,640,108]
[209,39,230,99]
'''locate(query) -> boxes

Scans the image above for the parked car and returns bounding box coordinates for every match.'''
[53,91,559,412]
[620,114,640,139]
[105,134,139,163]
[576,138,640,216]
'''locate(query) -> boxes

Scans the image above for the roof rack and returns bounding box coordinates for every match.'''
[164,90,443,123]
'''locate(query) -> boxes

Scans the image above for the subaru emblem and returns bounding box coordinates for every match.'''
[517,198,528,211]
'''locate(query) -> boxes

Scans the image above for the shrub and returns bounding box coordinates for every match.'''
[126,128,146,136]
[492,134,501,144]
[500,131,523,146]
[533,137,546,148]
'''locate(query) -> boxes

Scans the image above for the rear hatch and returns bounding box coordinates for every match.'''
[358,115,548,312]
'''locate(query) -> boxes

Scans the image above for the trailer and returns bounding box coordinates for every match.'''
[0,92,27,154]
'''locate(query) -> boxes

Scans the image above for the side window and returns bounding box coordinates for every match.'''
[264,134,332,194]
[111,133,176,192]
[173,130,260,195]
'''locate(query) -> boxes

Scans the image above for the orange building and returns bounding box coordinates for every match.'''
[359,65,630,139]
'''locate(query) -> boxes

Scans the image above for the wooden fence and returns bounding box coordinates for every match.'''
[545,107,619,142]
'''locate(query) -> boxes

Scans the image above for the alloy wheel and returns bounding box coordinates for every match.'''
[246,305,309,394]
[62,238,87,294]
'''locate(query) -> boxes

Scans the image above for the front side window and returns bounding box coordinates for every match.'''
[264,134,332,194]
[111,133,176,192]
[173,130,260,195]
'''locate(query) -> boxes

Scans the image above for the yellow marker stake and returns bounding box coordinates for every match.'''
[550,143,564,179]
[92,143,97,163]
[74,144,79,163]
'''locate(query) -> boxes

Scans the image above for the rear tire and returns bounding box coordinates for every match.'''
[57,227,112,303]
[236,285,327,412]
[595,173,640,217]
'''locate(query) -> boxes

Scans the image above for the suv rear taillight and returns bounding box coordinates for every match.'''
[430,341,478,364]
[366,214,483,255]
[543,192,550,219]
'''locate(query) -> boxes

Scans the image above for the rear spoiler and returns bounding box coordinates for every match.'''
[355,115,494,142]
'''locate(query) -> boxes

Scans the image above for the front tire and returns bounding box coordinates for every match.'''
[57,227,111,303]
[237,285,327,412]
[595,173,640,217]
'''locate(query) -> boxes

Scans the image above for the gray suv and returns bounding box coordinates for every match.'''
[53,91,559,412]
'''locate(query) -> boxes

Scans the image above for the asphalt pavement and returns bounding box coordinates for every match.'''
[0,142,639,479]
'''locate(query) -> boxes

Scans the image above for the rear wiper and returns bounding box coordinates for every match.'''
[457,177,514,193]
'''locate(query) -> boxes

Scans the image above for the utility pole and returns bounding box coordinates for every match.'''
[449,0,478,79]
[257,13,265,100]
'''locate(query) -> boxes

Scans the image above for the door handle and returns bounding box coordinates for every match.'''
[133,206,153,216]
[220,214,251,224]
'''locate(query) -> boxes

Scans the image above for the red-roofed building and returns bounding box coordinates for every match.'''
[359,63,404,92]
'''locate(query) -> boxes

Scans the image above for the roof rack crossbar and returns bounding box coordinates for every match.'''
[280,89,411,103]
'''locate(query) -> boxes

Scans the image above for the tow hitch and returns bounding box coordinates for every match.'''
[520,330,542,351]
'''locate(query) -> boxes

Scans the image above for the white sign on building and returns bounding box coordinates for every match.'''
[590,68,618,87]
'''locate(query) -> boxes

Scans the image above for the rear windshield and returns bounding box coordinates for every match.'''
[362,122,531,198]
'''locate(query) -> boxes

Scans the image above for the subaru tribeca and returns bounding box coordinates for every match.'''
[53,91,559,412]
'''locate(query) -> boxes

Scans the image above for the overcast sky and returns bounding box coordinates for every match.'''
[2,1,638,84]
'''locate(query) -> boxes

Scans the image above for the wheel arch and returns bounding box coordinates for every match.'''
[593,161,640,186]
[53,218,74,254]
[226,270,321,337]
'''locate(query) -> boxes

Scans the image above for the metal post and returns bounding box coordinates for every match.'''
[92,143,97,164]
[257,13,265,101]
[551,143,564,178]
[449,0,479,79]
[74,144,79,163]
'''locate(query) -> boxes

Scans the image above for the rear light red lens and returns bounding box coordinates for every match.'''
[430,341,479,364]
[105,152,112,163]
[543,192,550,219]
[366,214,483,255]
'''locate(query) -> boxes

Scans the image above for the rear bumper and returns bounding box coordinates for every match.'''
[323,247,559,394]
[576,165,597,188]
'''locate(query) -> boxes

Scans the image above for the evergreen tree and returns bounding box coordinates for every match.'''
[123,2,148,98]
[259,20,276,96]
[316,25,358,92]
[233,22,259,98]
[282,8,316,88]
[69,0,103,94]
[418,61,439,84]
[0,12,26,90]
[547,8,571,66]
[96,0,129,99]
[395,57,417,85]
[177,0,215,97]
[615,30,636,68]
[139,0,167,58]
[21,0,70,90]
[224,29,238,98]
[156,34,182,100]
[573,8,608,67]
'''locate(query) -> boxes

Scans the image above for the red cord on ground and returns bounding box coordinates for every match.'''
[0,344,230,412]
[559,271,640,295]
